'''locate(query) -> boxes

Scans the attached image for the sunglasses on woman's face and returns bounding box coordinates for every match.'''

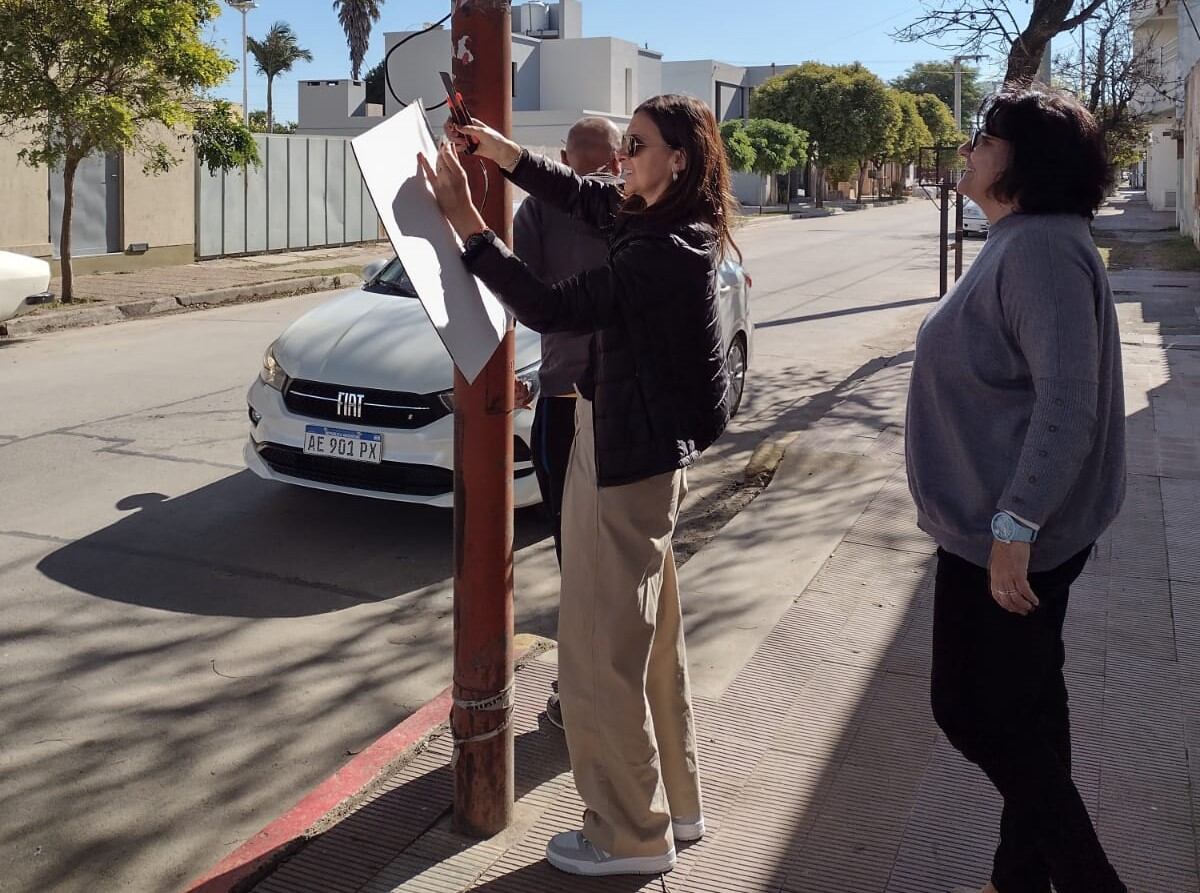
[621,134,675,157]
[969,129,1004,151]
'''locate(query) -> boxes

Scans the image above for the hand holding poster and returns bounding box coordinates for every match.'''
[351,102,506,384]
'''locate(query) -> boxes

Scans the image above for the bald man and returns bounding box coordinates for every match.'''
[514,116,621,730]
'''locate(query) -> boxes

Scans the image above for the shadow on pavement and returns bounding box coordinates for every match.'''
[36,470,551,617]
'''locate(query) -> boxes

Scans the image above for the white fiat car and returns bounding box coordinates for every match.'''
[245,255,753,508]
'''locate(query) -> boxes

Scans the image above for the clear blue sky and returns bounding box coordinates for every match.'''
[206,0,1010,124]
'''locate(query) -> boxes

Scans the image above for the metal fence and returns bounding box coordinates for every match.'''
[196,133,380,259]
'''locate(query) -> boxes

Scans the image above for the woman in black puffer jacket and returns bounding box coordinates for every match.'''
[421,94,738,879]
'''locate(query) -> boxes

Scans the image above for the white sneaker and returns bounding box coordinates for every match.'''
[545,830,676,876]
[672,816,706,841]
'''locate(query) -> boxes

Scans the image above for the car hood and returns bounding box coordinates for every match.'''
[273,287,542,393]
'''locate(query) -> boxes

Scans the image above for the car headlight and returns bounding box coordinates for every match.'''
[259,343,290,391]
[516,362,541,408]
[435,362,541,412]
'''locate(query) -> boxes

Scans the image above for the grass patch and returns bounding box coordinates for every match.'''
[1094,234,1200,271]
[26,298,98,314]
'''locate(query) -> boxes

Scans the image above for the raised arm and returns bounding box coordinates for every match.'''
[461,231,670,334]
[504,151,622,234]
[449,119,622,233]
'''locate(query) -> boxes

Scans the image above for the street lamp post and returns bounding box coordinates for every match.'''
[227,0,259,125]
[952,54,983,133]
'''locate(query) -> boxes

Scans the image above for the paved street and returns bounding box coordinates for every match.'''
[0,201,958,892]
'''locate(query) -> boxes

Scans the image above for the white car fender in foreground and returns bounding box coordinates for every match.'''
[0,250,53,323]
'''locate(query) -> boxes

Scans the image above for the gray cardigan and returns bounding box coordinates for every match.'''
[905,212,1126,572]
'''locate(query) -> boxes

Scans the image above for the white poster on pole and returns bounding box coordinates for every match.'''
[351,101,506,384]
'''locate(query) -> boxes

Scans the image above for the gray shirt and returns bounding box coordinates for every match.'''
[906,212,1126,572]
[512,185,612,396]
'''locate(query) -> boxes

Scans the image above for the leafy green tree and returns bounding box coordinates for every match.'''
[745,119,808,210]
[891,61,983,130]
[888,90,933,165]
[720,119,808,210]
[719,120,757,174]
[843,70,902,202]
[753,62,852,163]
[752,62,902,203]
[194,100,262,170]
[914,93,962,148]
[333,0,384,81]
[364,59,386,106]
[0,0,258,301]
[249,110,297,134]
[247,21,312,133]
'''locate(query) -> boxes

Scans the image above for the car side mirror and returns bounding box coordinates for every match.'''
[361,259,389,283]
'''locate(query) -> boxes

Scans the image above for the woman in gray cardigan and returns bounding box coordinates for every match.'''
[907,88,1127,893]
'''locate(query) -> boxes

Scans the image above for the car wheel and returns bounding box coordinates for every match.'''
[726,336,747,418]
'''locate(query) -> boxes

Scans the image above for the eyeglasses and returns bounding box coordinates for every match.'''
[968,129,1005,151]
[620,134,675,157]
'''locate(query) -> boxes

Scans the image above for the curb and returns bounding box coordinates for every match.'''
[181,634,555,893]
[1,274,363,338]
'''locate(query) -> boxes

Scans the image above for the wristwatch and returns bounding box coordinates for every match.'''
[461,229,495,261]
[991,511,1038,544]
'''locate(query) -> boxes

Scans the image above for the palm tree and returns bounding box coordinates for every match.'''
[333,0,384,81]
[246,22,313,133]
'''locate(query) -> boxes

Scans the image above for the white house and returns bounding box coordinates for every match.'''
[295,0,796,206]
[1132,0,1186,212]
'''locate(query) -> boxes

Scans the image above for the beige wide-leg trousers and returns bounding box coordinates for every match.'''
[557,396,703,858]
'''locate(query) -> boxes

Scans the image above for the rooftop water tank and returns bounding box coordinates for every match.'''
[524,1,550,33]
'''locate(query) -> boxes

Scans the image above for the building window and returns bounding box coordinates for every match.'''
[512,62,518,98]
[625,68,633,115]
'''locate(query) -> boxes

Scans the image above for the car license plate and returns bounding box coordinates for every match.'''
[303,425,382,464]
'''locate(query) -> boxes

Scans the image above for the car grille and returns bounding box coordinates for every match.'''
[283,379,449,430]
[257,444,454,497]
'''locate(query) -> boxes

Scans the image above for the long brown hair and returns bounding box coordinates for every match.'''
[621,94,742,263]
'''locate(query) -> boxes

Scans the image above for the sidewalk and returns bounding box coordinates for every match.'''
[198,193,1200,892]
[2,242,390,338]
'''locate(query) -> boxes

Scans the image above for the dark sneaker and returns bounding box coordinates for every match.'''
[545,830,675,876]
[545,692,564,730]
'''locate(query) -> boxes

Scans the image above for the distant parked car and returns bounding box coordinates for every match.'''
[244,255,754,508]
[962,198,989,238]
[0,250,53,323]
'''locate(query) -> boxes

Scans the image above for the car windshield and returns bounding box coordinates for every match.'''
[366,258,418,298]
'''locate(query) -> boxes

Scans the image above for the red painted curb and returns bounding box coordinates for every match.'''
[181,687,455,893]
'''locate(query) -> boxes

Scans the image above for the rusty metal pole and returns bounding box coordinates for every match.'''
[450,0,515,837]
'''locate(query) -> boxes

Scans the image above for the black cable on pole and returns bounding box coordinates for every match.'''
[384,13,453,110]
[381,11,492,209]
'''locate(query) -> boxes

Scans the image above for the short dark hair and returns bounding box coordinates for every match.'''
[979,87,1111,219]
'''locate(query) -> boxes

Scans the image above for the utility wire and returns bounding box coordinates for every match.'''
[384,13,452,110]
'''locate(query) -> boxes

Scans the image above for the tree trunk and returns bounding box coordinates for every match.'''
[267,74,275,133]
[857,163,867,204]
[60,157,78,303]
[1005,0,1081,85]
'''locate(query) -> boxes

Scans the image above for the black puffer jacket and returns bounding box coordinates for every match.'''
[463,150,729,487]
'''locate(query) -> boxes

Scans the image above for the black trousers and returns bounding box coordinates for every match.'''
[931,547,1126,893]
[531,395,578,567]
